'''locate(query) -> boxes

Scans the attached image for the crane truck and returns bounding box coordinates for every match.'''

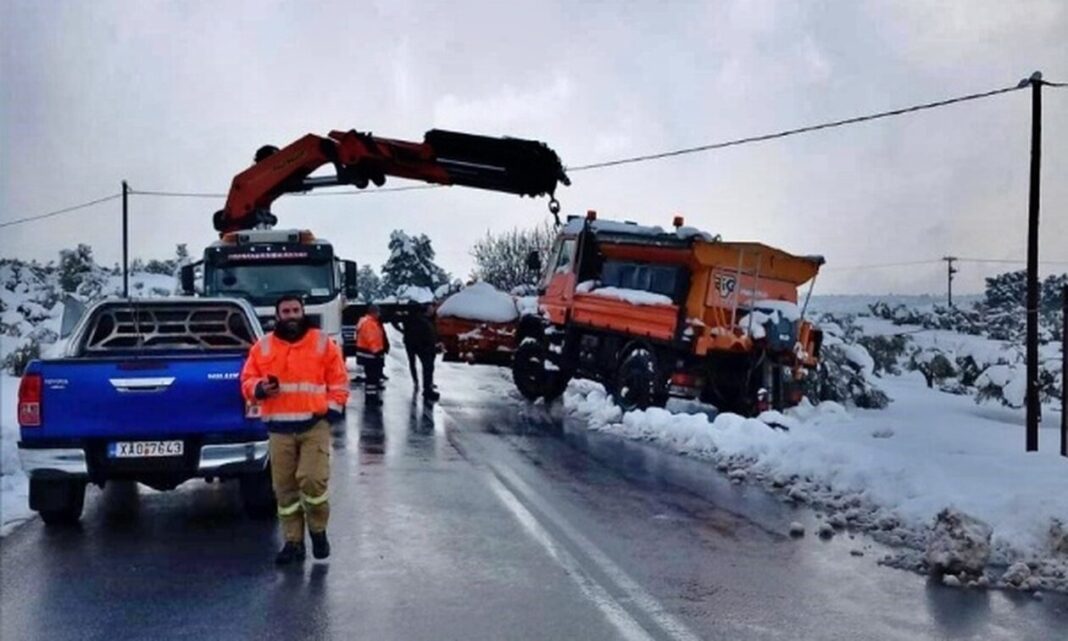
[180,128,570,350]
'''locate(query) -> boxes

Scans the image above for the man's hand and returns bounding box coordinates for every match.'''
[259,375,281,398]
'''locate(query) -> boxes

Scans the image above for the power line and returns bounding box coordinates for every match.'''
[957,257,1068,265]
[129,184,442,200]
[0,193,122,229]
[823,259,942,272]
[567,84,1031,172]
[823,257,1068,272]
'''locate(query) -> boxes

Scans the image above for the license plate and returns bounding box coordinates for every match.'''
[108,440,184,458]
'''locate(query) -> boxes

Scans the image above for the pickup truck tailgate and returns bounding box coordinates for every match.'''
[29,354,258,440]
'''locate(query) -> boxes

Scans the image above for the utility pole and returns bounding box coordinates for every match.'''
[1021,71,1044,452]
[1061,284,1067,457]
[122,181,130,298]
[942,256,957,307]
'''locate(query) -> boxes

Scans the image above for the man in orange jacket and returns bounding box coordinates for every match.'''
[355,304,389,405]
[241,295,349,565]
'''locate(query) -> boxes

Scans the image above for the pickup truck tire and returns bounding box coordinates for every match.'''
[612,348,664,412]
[240,468,276,519]
[31,478,86,526]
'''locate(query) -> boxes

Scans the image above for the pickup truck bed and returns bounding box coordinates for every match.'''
[17,298,275,525]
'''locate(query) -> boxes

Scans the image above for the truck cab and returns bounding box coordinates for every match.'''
[182,229,358,351]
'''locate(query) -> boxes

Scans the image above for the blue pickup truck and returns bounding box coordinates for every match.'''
[17,297,274,525]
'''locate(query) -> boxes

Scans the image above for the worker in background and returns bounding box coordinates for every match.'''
[241,295,349,565]
[396,305,440,401]
[356,304,389,405]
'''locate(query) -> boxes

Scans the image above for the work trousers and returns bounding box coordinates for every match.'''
[406,348,435,391]
[359,354,385,398]
[269,420,331,543]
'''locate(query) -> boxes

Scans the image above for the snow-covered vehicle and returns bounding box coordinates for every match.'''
[514,212,825,415]
[435,282,521,365]
[16,297,273,525]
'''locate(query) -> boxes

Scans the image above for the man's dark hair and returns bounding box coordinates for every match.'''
[275,294,305,313]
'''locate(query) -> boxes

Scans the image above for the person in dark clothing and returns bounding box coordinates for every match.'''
[396,306,439,401]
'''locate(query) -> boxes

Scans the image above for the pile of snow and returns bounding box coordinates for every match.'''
[436,282,518,323]
[516,296,539,317]
[562,374,1068,592]
[925,508,993,580]
[576,281,673,306]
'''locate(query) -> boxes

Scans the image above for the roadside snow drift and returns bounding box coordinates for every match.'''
[563,375,1068,592]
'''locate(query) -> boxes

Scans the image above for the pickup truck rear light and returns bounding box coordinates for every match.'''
[18,374,42,427]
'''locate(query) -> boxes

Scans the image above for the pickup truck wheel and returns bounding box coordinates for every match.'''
[31,478,86,526]
[612,348,663,412]
[240,468,276,519]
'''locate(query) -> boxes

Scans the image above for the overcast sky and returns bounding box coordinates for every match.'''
[2,0,1066,295]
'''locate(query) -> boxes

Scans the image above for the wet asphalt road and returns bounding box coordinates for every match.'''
[2,353,1066,641]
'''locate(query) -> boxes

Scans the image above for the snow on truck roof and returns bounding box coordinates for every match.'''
[561,216,824,284]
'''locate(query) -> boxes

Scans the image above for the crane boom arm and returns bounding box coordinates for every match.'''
[214,128,570,233]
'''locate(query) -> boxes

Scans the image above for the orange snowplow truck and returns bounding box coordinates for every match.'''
[513,212,824,415]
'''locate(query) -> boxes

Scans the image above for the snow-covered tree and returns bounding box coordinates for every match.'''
[469,222,555,292]
[57,244,96,293]
[380,230,449,295]
[356,264,383,302]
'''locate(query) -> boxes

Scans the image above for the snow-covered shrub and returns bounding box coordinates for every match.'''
[3,337,40,375]
[805,344,890,409]
[856,334,910,376]
[907,347,957,388]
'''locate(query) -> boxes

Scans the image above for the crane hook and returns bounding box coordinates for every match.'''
[548,197,561,226]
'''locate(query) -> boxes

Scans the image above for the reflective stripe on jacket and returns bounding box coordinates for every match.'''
[240,328,349,432]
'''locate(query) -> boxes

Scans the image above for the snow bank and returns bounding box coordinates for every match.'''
[563,375,1068,591]
[436,282,518,323]
[1,375,32,535]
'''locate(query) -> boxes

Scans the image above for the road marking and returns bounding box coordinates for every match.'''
[485,459,707,641]
[486,475,657,641]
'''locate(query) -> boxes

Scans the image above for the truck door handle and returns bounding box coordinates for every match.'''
[109,377,176,392]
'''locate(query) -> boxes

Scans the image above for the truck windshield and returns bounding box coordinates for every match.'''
[208,262,336,306]
[600,261,683,300]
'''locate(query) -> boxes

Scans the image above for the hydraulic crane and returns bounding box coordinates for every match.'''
[213,128,570,234]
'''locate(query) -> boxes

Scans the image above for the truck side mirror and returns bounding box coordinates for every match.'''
[180,264,196,295]
[526,250,542,273]
[344,260,359,300]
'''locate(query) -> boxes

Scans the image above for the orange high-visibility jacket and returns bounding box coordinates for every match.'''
[240,328,349,430]
[355,315,387,357]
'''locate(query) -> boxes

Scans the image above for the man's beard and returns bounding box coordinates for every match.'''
[275,317,310,342]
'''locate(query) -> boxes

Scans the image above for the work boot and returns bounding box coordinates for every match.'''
[275,541,306,565]
[423,389,440,402]
[366,394,383,406]
[310,530,331,560]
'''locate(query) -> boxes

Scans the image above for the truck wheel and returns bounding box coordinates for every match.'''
[31,478,86,526]
[513,339,548,401]
[612,348,663,412]
[240,468,276,519]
